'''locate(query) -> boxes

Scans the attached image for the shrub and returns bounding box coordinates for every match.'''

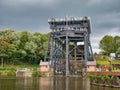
[32,71,46,77]
[88,75,96,83]
[7,67,16,71]
[7,71,16,76]
[0,67,6,70]
[96,75,103,84]
[103,75,111,85]
[88,75,119,86]
[0,67,16,71]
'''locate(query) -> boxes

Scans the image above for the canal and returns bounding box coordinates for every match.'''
[0,76,119,90]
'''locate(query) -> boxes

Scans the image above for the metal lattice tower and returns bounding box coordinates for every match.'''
[44,16,94,76]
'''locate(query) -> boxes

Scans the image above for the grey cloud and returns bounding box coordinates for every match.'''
[0,0,120,53]
[0,0,61,7]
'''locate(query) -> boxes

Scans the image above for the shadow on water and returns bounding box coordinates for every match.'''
[0,76,119,90]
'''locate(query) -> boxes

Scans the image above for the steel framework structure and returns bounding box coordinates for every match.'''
[44,16,94,76]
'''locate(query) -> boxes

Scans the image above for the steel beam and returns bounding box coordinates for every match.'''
[45,16,95,76]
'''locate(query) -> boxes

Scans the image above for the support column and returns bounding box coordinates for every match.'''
[74,42,77,69]
[84,32,88,73]
[50,34,54,71]
[66,34,69,76]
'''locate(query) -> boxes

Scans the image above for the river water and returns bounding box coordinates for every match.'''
[0,76,119,90]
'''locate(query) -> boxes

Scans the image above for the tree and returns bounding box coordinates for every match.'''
[99,35,114,55]
[99,35,120,56]
[32,32,49,63]
[0,36,10,66]
[113,36,120,53]
[0,29,49,65]
[19,31,31,49]
[116,47,120,54]
[24,41,37,64]
[0,29,22,65]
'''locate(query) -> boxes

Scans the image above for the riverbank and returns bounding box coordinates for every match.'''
[0,67,16,76]
[0,66,46,77]
[89,75,120,88]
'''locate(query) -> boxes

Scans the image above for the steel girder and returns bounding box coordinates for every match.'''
[45,17,94,75]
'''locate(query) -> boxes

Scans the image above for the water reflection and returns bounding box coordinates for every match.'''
[83,78,90,90]
[0,76,119,90]
[16,77,39,90]
[39,77,90,90]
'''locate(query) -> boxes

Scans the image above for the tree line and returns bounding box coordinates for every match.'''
[0,29,119,65]
[99,35,120,56]
[0,29,49,66]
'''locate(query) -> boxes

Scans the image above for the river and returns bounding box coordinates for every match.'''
[0,76,119,90]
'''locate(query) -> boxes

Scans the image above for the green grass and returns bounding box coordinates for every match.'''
[32,71,46,77]
[112,60,120,64]
[17,64,38,67]
[96,59,110,66]
[0,67,16,71]
[96,59,120,67]
[0,65,39,76]
[7,71,16,76]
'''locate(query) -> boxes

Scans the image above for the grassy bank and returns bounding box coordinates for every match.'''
[0,65,39,76]
[89,75,120,87]
[96,59,120,67]
[0,67,16,76]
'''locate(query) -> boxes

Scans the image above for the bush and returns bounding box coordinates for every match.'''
[88,75,120,86]
[88,75,96,83]
[7,71,16,76]
[0,67,16,71]
[7,67,16,71]
[104,75,112,84]
[32,71,46,77]
[0,67,7,70]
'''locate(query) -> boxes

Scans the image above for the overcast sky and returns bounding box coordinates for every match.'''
[0,0,120,53]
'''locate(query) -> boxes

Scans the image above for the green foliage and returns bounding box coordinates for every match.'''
[32,71,46,77]
[96,59,120,67]
[0,66,16,76]
[7,71,16,76]
[96,59,110,66]
[0,67,16,71]
[0,36,10,59]
[116,47,120,54]
[0,29,49,65]
[101,75,113,85]
[113,36,120,53]
[99,35,114,55]
[88,75,118,86]
[99,35,120,55]
[0,67,6,70]
[88,75,97,83]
